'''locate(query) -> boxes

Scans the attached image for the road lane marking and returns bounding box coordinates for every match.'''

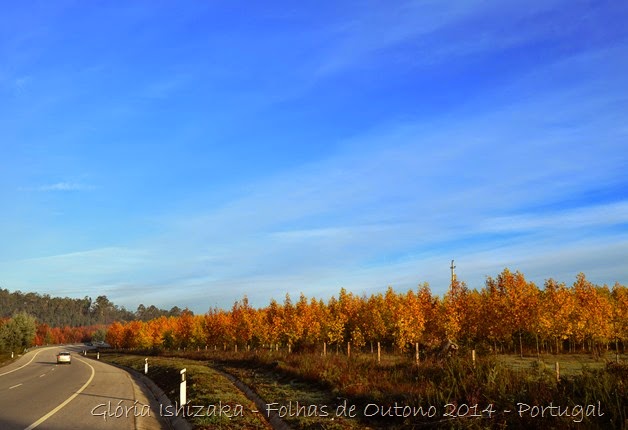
[9,383,23,389]
[39,374,46,377]
[0,347,56,377]
[23,357,95,430]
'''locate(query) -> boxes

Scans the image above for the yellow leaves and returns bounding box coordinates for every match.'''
[442,280,468,341]
[102,272,625,354]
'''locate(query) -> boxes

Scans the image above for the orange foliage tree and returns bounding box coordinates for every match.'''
[98,270,625,357]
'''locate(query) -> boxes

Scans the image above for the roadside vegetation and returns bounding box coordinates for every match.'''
[100,347,627,429]
[1,268,626,428]
[91,269,627,429]
[100,352,271,429]
[0,311,36,354]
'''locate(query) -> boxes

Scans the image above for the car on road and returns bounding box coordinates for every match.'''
[56,351,72,364]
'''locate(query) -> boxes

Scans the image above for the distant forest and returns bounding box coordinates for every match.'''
[0,288,185,327]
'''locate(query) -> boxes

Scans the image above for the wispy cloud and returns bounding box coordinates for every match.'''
[140,73,193,100]
[312,0,567,76]
[13,75,31,92]
[1,1,626,312]
[4,52,626,310]
[25,182,94,192]
[480,202,628,234]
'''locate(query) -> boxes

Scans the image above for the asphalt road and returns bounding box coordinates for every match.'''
[0,345,169,430]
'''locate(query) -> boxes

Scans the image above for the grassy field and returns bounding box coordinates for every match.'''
[498,352,623,375]
[97,348,627,430]
[99,353,272,429]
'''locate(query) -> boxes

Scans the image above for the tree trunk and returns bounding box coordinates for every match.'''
[519,331,523,359]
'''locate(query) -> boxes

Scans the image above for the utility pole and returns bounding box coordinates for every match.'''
[450,260,456,285]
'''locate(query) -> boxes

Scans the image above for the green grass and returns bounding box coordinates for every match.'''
[98,353,271,429]
[499,352,627,376]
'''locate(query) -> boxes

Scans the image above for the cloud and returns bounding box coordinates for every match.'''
[1,1,626,313]
[4,51,626,311]
[14,75,31,91]
[479,202,628,234]
[140,73,192,100]
[27,182,94,192]
[0,247,151,296]
[312,0,568,76]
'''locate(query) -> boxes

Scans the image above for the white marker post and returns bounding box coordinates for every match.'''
[145,358,148,374]
[180,368,187,405]
[97,352,100,360]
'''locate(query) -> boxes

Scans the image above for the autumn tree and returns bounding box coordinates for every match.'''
[296,294,323,348]
[460,289,483,347]
[501,269,539,356]
[571,273,612,353]
[417,283,441,348]
[106,321,125,348]
[231,296,256,349]
[442,278,468,343]
[337,288,363,349]
[35,323,52,346]
[121,320,142,349]
[611,283,628,354]
[323,295,347,352]
[481,277,509,352]
[263,299,282,348]
[281,294,306,351]
[381,286,400,349]
[174,309,196,349]
[538,279,573,353]
[360,293,388,352]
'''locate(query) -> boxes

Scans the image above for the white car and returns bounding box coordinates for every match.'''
[56,351,72,364]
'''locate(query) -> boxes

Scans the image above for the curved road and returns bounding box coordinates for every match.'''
[0,346,169,430]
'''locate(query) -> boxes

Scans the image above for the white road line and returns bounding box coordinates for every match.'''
[0,347,56,377]
[39,374,46,378]
[23,357,95,430]
[9,383,23,389]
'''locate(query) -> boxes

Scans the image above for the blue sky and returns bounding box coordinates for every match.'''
[1,1,627,313]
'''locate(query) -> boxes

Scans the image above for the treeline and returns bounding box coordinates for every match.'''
[0,289,184,327]
[106,269,627,356]
[0,312,107,353]
[34,323,107,346]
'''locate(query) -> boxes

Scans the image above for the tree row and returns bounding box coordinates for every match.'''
[105,269,628,356]
[0,289,185,327]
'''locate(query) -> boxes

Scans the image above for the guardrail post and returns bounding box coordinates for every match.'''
[180,368,187,405]
[145,358,148,374]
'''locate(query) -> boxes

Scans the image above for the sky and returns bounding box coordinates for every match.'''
[1,0,627,313]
